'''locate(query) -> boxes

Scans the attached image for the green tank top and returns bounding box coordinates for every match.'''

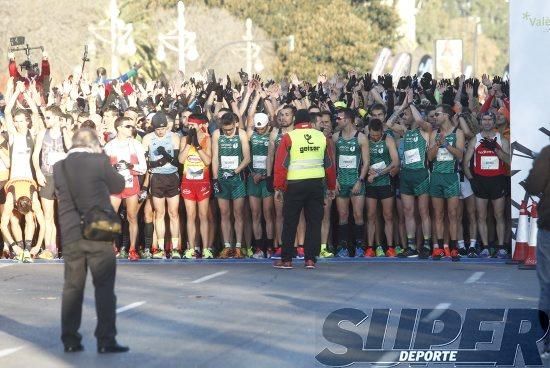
[335,130,362,186]
[368,134,391,186]
[249,131,269,175]
[218,128,243,180]
[402,128,427,170]
[432,128,458,174]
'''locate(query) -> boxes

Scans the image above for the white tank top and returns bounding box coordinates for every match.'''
[10,133,33,180]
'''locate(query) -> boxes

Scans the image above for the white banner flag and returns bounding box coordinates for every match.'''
[510,0,550,243]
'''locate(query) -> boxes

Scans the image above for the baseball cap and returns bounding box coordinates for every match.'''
[152,112,168,129]
[254,113,269,128]
[334,101,347,110]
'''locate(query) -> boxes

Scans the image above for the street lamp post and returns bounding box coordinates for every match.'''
[245,18,253,77]
[472,16,482,77]
[110,0,119,77]
[156,1,198,74]
[89,0,136,76]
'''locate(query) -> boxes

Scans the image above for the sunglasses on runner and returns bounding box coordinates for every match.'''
[434,112,448,117]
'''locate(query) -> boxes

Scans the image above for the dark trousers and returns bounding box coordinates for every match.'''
[281,179,324,262]
[538,230,550,329]
[61,238,117,347]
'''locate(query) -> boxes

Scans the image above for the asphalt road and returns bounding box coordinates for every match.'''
[0,258,547,368]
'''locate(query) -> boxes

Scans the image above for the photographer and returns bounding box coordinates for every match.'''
[53,128,128,354]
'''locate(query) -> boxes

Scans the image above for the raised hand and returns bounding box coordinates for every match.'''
[481,74,492,87]
[363,73,373,91]
[382,74,393,90]
[226,75,232,91]
[238,68,249,85]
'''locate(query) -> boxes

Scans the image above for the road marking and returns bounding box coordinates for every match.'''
[191,271,228,284]
[0,346,24,358]
[423,303,452,321]
[0,264,15,269]
[465,271,485,284]
[116,301,146,314]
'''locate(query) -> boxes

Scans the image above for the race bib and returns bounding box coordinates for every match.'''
[186,168,204,180]
[370,161,387,172]
[221,156,239,170]
[48,151,66,166]
[253,155,267,170]
[404,148,421,165]
[436,148,453,161]
[481,156,499,170]
[339,155,357,169]
[121,169,134,189]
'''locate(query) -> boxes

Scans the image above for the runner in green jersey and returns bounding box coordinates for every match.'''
[316,110,335,258]
[386,91,432,258]
[427,104,465,261]
[333,108,369,258]
[212,112,251,259]
[365,119,400,257]
[247,113,274,259]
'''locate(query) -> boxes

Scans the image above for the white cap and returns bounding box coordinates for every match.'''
[254,113,269,128]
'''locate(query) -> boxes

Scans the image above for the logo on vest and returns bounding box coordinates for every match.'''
[233,143,238,149]
[304,134,313,145]
[350,146,355,152]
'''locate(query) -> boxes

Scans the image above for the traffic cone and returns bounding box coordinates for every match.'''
[507,201,529,265]
[519,202,538,270]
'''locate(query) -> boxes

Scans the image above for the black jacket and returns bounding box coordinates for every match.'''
[53,151,125,245]
[525,145,550,231]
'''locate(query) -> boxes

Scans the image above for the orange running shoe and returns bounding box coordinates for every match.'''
[432,248,445,260]
[386,247,397,257]
[365,248,376,257]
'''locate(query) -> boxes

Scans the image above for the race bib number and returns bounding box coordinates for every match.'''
[48,151,66,166]
[221,156,239,170]
[253,155,267,170]
[370,161,387,172]
[436,148,453,161]
[186,168,204,180]
[404,148,421,165]
[121,169,134,189]
[481,156,499,170]
[339,155,357,169]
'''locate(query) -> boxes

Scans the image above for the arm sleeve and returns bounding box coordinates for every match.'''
[324,138,337,190]
[38,59,50,83]
[525,146,550,196]
[273,134,291,191]
[480,94,494,113]
[8,60,21,80]
[118,68,137,83]
[131,142,148,175]
[103,155,125,194]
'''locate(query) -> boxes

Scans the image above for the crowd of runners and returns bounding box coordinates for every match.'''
[0,50,511,263]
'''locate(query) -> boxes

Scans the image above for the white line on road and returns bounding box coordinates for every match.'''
[116,301,146,314]
[0,346,24,358]
[465,271,485,284]
[191,271,228,284]
[0,264,14,269]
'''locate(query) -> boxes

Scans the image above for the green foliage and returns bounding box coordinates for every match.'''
[120,0,401,80]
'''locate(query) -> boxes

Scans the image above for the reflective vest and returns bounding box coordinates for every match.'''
[287,128,326,180]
